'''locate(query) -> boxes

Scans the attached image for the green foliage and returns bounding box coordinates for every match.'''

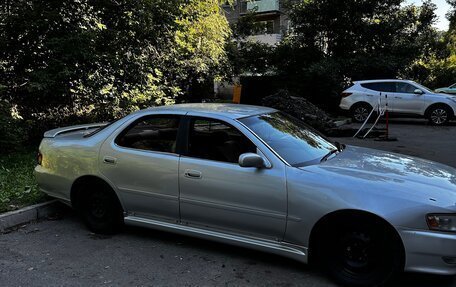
[176,0,231,75]
[448,0,456,30]
[287,0,438,80]
[0,0,231,142]
[0,150,46,213]
[226,41,276,76]
[0,100,25,152]
[227,0,441,111]
[401,1,456,89]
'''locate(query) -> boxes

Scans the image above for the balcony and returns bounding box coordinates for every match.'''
[247,34,282,46]
[240,0,280,14]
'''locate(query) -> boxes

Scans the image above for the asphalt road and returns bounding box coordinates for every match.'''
[1,120,456,287]
[333,119,456,168]
[1,212,455,287]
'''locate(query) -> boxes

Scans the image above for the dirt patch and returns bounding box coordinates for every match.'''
[262,90,342,135]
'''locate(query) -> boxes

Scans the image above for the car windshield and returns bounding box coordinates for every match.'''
[450,83,456,88]
[412,81,433,93]
[239,112,338,167]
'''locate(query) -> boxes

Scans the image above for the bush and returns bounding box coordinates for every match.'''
[0,150,45,213]
[0,101,26,153]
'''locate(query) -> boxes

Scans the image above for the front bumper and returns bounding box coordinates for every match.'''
[399,227,456,275]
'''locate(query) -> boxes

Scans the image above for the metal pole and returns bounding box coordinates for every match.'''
[385,94,389,139]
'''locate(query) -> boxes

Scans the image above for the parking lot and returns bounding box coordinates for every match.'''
[334,119,456,168]
[1,120,456,287]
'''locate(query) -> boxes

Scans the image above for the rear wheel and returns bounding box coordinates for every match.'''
[317,219,402,287]
[428,105,451,125]
[78,184,124,235]
[351,103,373,123]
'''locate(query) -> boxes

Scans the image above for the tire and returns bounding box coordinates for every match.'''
[351,103,373,123]
[317,219,402,287]
[79,184,124,235]
[428,105,451,125]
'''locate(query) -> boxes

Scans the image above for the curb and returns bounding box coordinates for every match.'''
[0,200,62,232]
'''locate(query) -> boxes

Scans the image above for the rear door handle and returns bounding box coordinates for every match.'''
[103,156,117,164]
[184,169,202,179]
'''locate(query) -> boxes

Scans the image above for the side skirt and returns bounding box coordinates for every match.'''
[124,215,308,263]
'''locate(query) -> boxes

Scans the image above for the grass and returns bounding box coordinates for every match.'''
[0,149,47,213]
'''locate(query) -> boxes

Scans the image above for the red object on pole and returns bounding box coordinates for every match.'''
[375,93,397,141]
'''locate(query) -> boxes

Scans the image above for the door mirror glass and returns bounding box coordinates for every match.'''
[239,153,265,168]
[414,89,424,95]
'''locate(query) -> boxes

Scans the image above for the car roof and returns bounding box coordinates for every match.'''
[137,103,277,120]
[354,79,416,85]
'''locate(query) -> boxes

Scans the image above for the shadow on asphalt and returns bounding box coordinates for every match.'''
[47,192,456,287]
[119,221,455,287]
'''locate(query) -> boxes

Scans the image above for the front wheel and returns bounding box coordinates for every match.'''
[318,220,402,287]
[428,105,451,125]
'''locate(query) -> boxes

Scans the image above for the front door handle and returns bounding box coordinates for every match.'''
[184,169,202,179]
[103,156,117,164]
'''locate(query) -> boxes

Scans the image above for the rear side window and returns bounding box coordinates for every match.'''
[187,118,256,163]
[116,115,180,153]
[361,82,395,93]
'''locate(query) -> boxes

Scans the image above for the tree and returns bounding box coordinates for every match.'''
[0,0,231,141]
[448,0,456,30]
[402,0,456,88]
[266,0,438,110]
[288,0,437,79]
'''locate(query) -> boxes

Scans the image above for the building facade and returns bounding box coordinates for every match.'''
[222,0,291,45]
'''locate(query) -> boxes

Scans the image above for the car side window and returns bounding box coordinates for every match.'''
[396,83,416,94]
[361,82,395,93]
[116,115,180,153]
[188,118,256,163]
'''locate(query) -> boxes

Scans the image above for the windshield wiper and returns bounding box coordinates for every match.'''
[320,149,339,163]
[320,142,346,163]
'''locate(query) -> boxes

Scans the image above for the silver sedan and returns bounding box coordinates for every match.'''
[35,104,456,286]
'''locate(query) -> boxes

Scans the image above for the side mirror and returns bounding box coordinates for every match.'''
[239,153,265,168]
[414,89,424,95]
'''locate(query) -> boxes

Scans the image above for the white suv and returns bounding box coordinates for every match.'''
[340,79,456,125]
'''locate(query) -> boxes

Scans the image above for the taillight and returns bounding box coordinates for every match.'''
[37,152,43,165]
[341,92,352,98]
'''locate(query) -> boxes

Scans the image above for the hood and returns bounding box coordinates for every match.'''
[307,146,456,206]
[428,92,456,100]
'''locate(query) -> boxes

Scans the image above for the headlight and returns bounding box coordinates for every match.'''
[426,214,456,233]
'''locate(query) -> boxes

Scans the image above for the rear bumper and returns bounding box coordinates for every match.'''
[34,165,71,202]
[398,227,456,275]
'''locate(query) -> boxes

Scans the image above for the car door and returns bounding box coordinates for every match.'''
[178,115,288,241]
[99,113,183,222]
[360,82,396,112]
[392,82,425,114]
